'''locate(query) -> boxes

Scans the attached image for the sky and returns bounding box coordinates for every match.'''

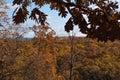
[5,0,120,38]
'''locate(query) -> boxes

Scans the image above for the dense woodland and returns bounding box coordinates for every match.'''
[0,0,120,80]
[0,37,120,80]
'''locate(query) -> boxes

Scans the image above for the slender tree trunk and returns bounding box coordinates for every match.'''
[69,32,75,80]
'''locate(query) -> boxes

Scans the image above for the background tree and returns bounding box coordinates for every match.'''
[0,0,9,38]
[0,1,30,79]
[20,24,58,80]
[0,0,9,25]
[7,24,28,39]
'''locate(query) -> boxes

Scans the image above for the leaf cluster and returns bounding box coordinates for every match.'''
[12,0,120,41]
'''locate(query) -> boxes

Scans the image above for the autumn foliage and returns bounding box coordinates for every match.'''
[0,37,120,80]
[1,0,120,80]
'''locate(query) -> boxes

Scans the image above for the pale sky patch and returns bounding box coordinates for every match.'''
[7,3,18,9]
